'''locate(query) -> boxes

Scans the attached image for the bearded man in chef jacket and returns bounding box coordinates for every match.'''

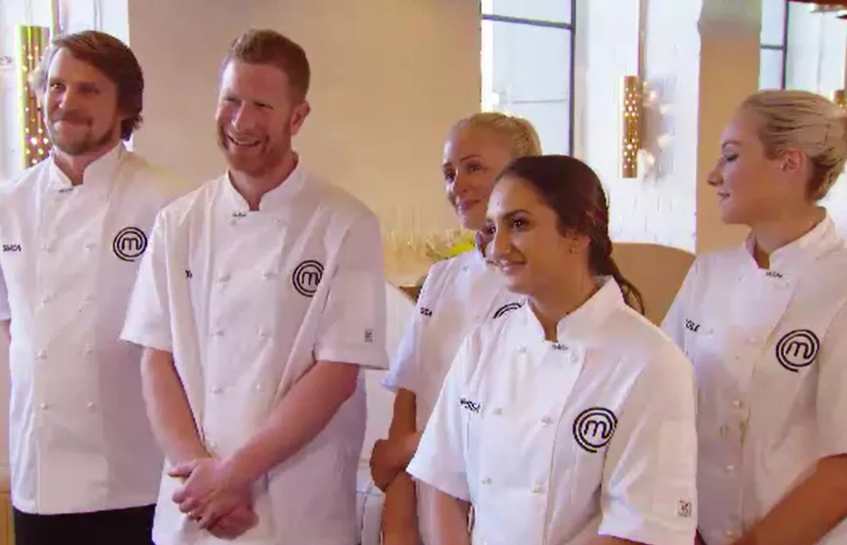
[122,28,388,545]
[0,30,192,545]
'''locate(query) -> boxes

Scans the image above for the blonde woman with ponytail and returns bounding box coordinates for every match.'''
[663,90,847,545]
[370,112,542,544]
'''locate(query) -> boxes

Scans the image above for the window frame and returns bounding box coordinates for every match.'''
[760,2,790,89]
[481,0,578,154]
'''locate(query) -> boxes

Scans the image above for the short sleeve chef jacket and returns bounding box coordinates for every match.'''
[122,162,388,545]
[384,250,522,428]
[382,250,521,544]
[408,278,698,545]
[0,143,185,514]
[662,215,847,545]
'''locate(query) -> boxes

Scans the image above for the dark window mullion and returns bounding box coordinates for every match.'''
[568,0,576,155]
[781,6,790,89]
[482,1,577,155]
[482,13,572,31]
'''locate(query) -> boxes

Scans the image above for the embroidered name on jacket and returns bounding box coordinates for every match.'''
[776,329,820,372]
[573,407,618,453]
[459,398,481,413]
[2,244,21,253]
[112,227,148,262]
[684,319,701,333]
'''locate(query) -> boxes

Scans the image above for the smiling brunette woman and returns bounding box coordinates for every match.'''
[406,155,699,545]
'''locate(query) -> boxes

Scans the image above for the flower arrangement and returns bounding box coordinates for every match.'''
[382,228,478,299]
[423,229,477,262]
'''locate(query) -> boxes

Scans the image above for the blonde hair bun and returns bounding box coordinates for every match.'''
[451,112,543,158]
[742,90,847,200]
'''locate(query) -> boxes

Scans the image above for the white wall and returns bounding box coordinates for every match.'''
[127,0,480,241]
[576,0,737,254]
[641,0,704,252]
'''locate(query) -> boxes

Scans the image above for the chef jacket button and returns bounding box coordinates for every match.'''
[255,383,263,391]
[218,273,231,283]
[211,329,224,337]
[732,400,743,409]
[41,293,54,305]
[83,345,94,356]
[258,328,270,338]
[481,477,492,485]
[725,529,739,539]
[461,266,469,273]
[725,464,735,472]
[493,408,503,416]
[39,403,49,411]
[36,351,47,360]
[85,242,95,251]
[211,386,223,394]
[87,402,96,411]
[531,484,545,494]
[541,416,553,426]
[262,271,274,280]
[207,440,217,450]
[41,244,54,253]
[517,346,527,354]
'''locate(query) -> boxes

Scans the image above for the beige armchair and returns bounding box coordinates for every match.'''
[611,242,695,325]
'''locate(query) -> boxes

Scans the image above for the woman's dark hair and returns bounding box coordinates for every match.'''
[499,155,645,314]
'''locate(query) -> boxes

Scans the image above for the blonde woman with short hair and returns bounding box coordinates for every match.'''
[663,90,847,545]
[371,112,542,544]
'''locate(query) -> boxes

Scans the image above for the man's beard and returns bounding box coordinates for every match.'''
[46,113,117,156]
[218,127,290,178]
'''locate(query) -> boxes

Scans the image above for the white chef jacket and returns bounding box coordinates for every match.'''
[384,249,521,428]
[662,215,847,545]
[0,143,184,514]
[408,278,698,545]
[382,249,521,544]
[121,161,388,545]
